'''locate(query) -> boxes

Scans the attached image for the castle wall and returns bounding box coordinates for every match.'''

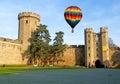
[0,41,23,65]
[57,45,85,66]
[0,41,85,66]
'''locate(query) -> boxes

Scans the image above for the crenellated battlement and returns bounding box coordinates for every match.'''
[85,28,94,33]
[18,12,40,21]
[0,40,22,65]
[0,37,20,44]
[66,45,84,48]
[100,27,108,33]
[0,40,21,50]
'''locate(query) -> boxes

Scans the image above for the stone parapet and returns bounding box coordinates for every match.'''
[66,45,84,48]
[18,12,40,21]
[85,28,94,33]
[0,41,22,65]
[0,40,21,50]
[100,27,108,33]
[0,37,20,44]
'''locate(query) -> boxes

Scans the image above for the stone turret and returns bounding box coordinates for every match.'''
[18,12,40,51]
[85,28,95,67]
[100,27,109,67]
[85,27,109,68]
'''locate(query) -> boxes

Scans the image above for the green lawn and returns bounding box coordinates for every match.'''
[0,67,33,74]
[0,65,85,74]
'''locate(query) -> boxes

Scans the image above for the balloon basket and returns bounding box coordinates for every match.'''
[71,29,74,33]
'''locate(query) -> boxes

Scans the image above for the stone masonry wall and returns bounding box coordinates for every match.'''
[0,41,23,65]
[57,46,85,66]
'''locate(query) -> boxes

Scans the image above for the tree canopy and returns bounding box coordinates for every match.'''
[29,24,66,66]
[30,24,51,65]
[51,31,66,63]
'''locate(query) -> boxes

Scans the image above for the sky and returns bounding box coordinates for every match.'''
[0,0,120,46]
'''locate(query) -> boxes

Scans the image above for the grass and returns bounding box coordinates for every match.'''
[0,66,32,74]
[0,65,86,74]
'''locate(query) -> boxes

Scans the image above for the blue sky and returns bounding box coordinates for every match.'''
[0,0,120,46]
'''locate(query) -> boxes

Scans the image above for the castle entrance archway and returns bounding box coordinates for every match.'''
[95,60,101,68]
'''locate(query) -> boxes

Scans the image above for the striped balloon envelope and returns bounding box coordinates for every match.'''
[64,6,82,33]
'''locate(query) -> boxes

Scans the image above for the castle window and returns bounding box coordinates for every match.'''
[26,20,28,24]
[89,53,90,57]
[88,40,90,43]
[88,47,90,50]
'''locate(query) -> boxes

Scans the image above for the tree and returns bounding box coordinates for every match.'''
[109,37,120,50]
[111,51,120,68]
[109,37,117,48]
[109,37,120,68]
[33,24,51,43]
[30,24,51,65]
[51,31,66,64]
[53,31,64,46]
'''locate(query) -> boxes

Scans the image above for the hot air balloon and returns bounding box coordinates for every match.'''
[64,6,82,33]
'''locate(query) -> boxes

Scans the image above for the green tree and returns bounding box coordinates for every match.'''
[109,37,120,50]
[109,37,116,48]
[51,31,66,64]
[30,24,51,66]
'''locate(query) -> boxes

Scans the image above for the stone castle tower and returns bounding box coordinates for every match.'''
[18,12,40,51]
[85,27,109,68]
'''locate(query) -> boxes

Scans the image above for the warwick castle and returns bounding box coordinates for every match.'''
[0,12,116,68]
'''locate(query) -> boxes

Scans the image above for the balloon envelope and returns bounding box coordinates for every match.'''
[64,6,82,32]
